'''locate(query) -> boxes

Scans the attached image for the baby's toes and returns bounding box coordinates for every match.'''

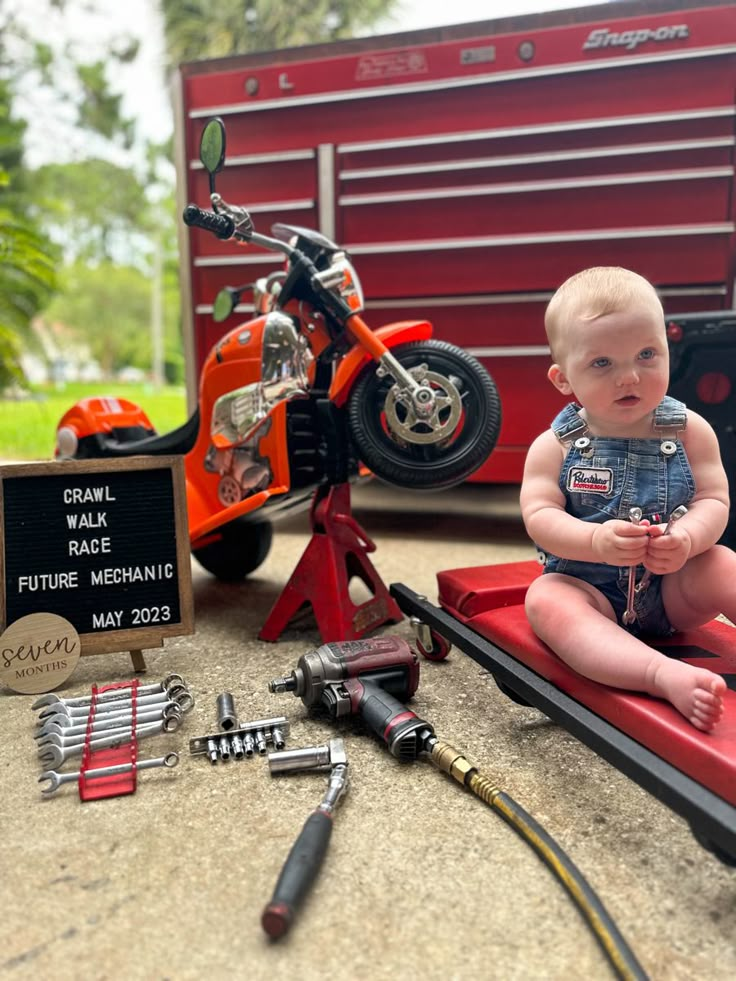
[709,675,728,697]
[690,702,723,729]
[693,689,719,709]
[689,713,714,732]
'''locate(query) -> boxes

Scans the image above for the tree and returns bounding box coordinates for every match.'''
[1,1,182,389]
[2,1,140,161]
[33,158,152,265]
[160,0,398,64]
[0,1,147,386]
[43,261,157,376]
[0,77,58,388]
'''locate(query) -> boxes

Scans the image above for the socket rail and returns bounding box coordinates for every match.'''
[190,716,290,764]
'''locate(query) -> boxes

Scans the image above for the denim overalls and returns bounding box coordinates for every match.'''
[541,396,695,636]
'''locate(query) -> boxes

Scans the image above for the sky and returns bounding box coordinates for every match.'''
[19,0,610,167]
[379,0,608,32]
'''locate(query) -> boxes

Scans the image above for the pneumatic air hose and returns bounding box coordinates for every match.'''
[428,740,649,981]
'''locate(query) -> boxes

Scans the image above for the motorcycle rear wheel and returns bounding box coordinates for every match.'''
[192,517,273,581]
[347,340,501,490]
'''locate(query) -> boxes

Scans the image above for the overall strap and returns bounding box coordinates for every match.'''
[550,403,588,445]
[652,396,687,432]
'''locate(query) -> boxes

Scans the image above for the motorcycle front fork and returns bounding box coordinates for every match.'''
[347,313,434,416]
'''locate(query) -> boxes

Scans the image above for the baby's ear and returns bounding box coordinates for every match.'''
[547,363,573,395]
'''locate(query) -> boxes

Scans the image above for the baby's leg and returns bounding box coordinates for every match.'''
[664,544,736,630]
[526,574,725,731]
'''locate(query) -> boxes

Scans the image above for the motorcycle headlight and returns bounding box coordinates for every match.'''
[331,251,365,314]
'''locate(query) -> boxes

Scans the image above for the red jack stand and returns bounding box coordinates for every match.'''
[259,482,403,642]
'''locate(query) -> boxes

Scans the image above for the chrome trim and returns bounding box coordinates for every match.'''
[195,284,726,317]
[659,286,727,296]
[195,303,256,315]
[190,148,315,168]
[318,143,336,240]
[468,346,551,358]
[174,69,197,409]
[260,311,311,403]
[340,139,733,181]
[189,45,736,118]
[194,255,283,267]
[364,285,726,312]
[339,106,736,155]
[367,293,553,308]
[247,198,313,213]
[190,198,313,215]
[347,222,735,255]
[339,166,733,207]
[210,312,311,445]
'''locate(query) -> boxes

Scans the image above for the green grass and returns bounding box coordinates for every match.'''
[0,382,189,460]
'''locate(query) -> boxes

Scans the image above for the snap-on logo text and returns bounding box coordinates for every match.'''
[583,24,690,52]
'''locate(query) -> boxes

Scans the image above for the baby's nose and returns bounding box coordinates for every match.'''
[617,365,640,385]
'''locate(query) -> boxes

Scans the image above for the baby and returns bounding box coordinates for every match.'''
[520,266,729,731]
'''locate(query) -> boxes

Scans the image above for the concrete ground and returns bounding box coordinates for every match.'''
[2,482,735,981]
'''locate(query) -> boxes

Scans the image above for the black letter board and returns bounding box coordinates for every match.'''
[0,456,193,657]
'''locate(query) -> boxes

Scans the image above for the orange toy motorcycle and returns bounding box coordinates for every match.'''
[55,118,501,582]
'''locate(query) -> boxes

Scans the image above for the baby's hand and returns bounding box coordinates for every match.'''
[591,520,650,566]
[644,523,692,575]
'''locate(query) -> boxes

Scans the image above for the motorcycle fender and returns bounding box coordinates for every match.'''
[184,475,215,539]
[189,489,280,544]
[329,320,433,407]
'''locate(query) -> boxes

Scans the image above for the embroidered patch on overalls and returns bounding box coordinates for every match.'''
[566,467,614,494]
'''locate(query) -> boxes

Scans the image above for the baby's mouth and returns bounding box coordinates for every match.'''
[615,395,640,406]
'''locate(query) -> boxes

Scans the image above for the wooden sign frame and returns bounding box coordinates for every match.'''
[0,456,194,667]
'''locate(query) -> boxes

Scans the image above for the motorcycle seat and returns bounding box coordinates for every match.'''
[92,408,200,458]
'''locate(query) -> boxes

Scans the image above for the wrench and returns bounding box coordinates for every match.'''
[39,753,179,795]
[636,505,689,594]
[36,691,173,723]
[35,699,184,735]
[38,721,168,768]
[622,506,643,626]
[37,688,193,723]
[38,688,194,725]
[31,674,186,710]
[35,704,182,740]
[37,715,179,753]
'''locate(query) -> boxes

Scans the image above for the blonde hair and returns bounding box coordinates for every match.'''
[545,267,664,362]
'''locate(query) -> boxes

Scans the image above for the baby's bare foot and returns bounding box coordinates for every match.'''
[650,660,726,731]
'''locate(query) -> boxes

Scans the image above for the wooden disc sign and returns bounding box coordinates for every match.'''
[0,456,194,692]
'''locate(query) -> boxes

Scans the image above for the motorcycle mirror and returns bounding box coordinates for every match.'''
[200,118,226,192]
[213,287,239,323]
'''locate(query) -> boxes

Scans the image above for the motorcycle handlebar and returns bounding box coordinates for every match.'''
[183,202,347,316]
[183,204,235,240]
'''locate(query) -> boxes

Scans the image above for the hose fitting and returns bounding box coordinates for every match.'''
[429,739,502,804]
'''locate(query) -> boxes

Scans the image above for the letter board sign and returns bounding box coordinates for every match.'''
[0,456,194,657]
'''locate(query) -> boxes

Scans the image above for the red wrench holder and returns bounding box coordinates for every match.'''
[78,679,139,801]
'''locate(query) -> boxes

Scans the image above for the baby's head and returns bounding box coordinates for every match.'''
[545,267,664,365]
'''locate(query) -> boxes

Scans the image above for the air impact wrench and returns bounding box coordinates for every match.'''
[269,636,435,761]
[268,638,647,978]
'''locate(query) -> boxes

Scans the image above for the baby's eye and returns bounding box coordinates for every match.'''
[638,348,656,361]
[591,357,610,368]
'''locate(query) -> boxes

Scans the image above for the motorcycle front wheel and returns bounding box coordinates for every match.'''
[347,340,501,490]
[192,517,273,581]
